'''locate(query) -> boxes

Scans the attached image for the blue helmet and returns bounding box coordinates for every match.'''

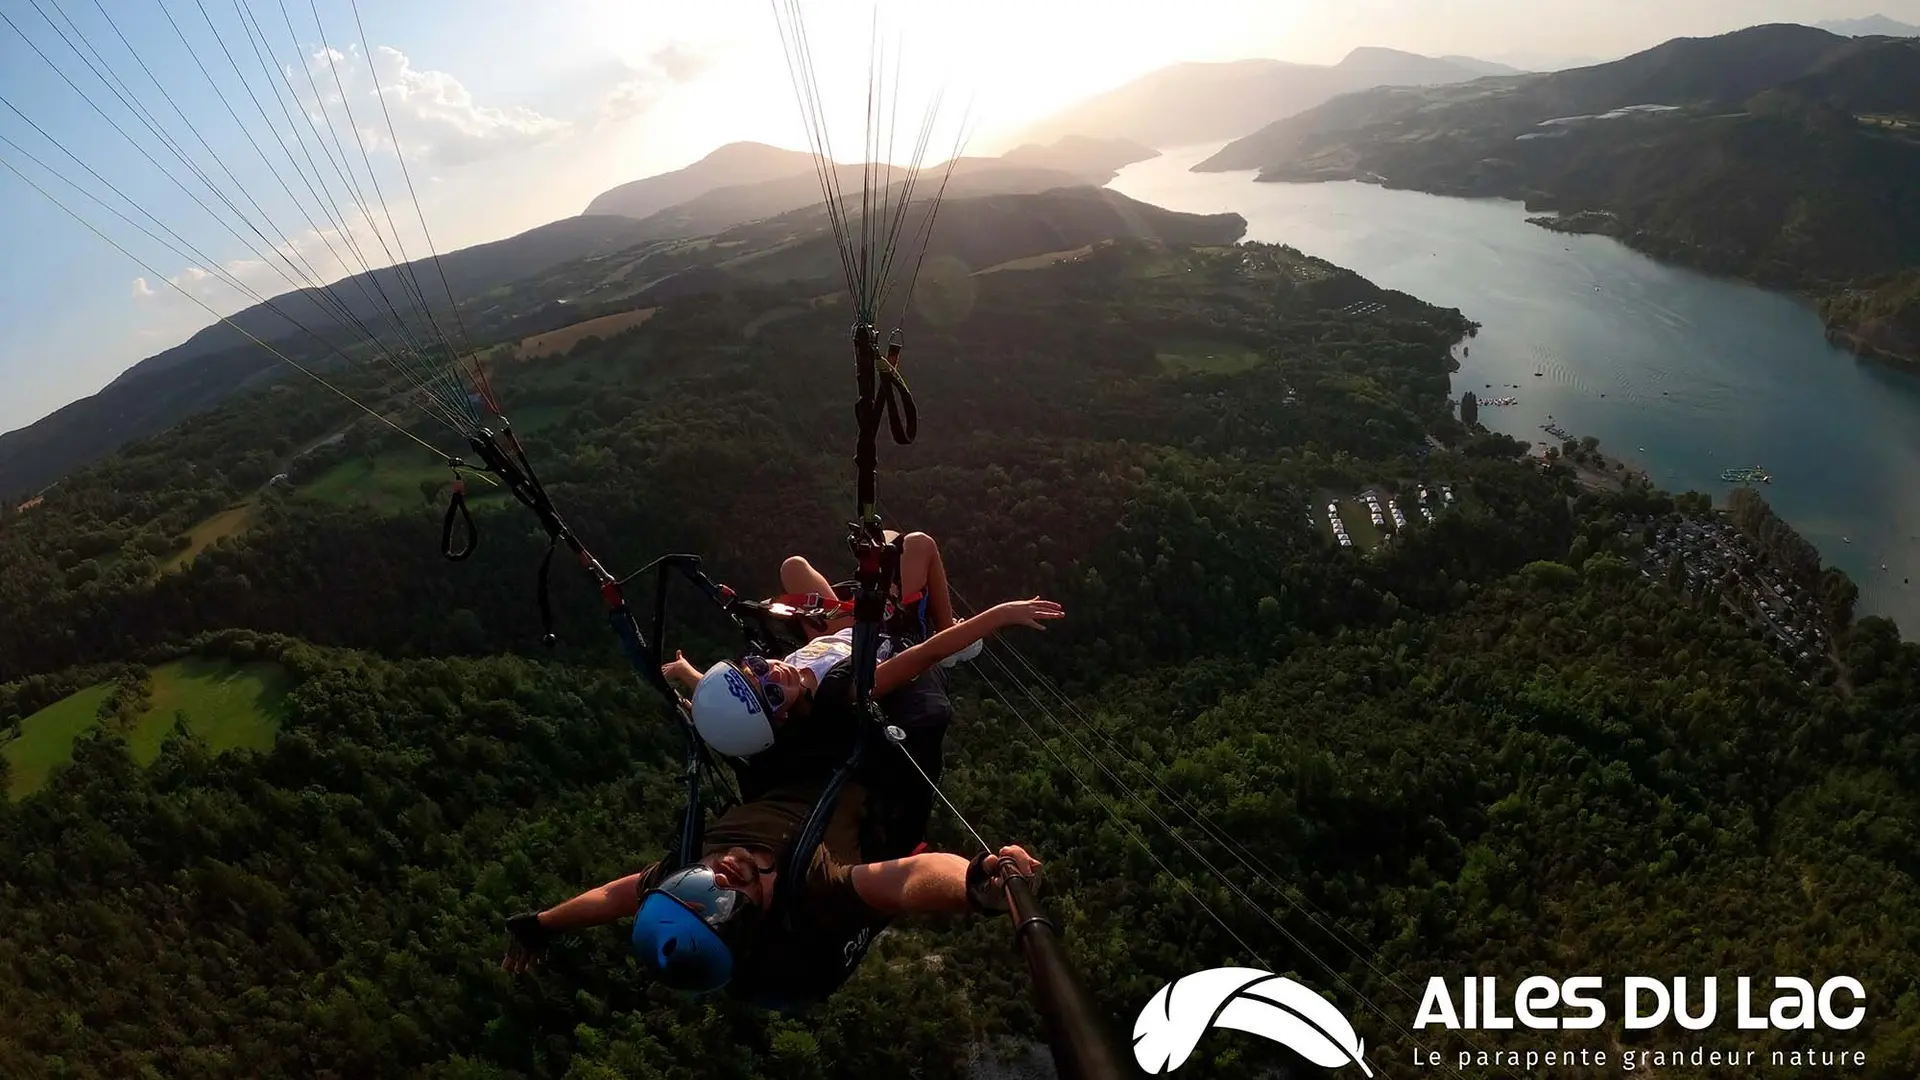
[631,863,761,993]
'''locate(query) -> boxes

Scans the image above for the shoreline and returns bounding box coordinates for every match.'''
[1824,324,1920,371]
[1219,152,1920,372]
[1524,212,1920,371]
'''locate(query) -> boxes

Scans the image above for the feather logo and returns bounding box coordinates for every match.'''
[1133,967,1375,1075]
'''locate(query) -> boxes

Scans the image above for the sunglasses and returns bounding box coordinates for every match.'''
[739,654,788,714]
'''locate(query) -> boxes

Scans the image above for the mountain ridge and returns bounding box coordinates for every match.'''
[1814,14,1920,36]
[1009,49,1514,150]
[1194,25,1920,364]
[0,183,1236,500]
[581,141,816,219]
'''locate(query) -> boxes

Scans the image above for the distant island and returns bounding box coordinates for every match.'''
[1196,24,1920,368]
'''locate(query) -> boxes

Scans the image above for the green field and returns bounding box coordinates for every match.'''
[2,683,115,798]
[3,661,288,799]
[499,403,571,434]
[516,308,658,359]
[974,246,1094,275]
[161,504,254,572]
[128,659,289,764]
[298,451,509,514]
[1158,338,1265,375]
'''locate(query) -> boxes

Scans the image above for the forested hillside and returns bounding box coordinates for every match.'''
[0,169,1201,504]
[3,240,1917,1078]
[1197,26,1920,364]
[0,216,662,502]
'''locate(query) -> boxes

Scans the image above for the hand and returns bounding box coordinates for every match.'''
[985,844,1042,881]
[966,845,1044,913]
[501,911,553,975]
[661,650,701,689]
[993,598,1065,631]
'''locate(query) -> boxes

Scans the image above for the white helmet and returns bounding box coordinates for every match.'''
[689,661,776,758]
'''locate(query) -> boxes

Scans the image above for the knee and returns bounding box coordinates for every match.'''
[900,531,938,561]
[780,555,817,587]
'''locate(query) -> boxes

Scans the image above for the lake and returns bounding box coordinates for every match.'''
[1109,145,1920,636]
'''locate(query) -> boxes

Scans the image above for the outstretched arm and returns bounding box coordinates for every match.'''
[502,871,649,973]
[540,873,646,930]
[849,846,1041,916]
[871,599,1062,698]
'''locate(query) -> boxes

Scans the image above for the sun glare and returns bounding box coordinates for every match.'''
[587,0,1270,168]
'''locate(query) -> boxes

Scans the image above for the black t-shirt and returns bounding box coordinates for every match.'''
[635,778,888,1010]
[731,667,863,801]
[731,660,953,802]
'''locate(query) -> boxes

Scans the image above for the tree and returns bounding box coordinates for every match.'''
[1460,391,1479,426]
[1567,536,1592,568]
[420,478,446,505]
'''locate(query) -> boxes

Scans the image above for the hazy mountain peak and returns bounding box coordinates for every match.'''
[582,142,816,218]
[1336,46,1428,68]
[1814,14,1920,37]
[1012,47,1507,150]
[1197,22,1881,173]
[698,141,806,165]
[1441,54,1529,76]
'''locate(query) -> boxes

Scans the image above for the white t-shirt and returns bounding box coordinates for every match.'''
[782,628,897,688]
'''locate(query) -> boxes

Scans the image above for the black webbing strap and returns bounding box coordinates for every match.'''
[439,479,477,561]
[880,330,917,445]
[877,372,916,445]
[444,431,737,869]
[535,537,559,646]
[672,748,705,869]
[846,523,900,707]
[453,429,577,649]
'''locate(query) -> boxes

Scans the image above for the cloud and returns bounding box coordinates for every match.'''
[600,43,713,125]
[129,35,690,338]
[301,44,571,168]
[649,42,711,83]
[136,199,444,333]
[600,79,665,124]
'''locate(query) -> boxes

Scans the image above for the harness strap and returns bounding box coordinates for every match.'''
[877,363,917,446]
[535,537,559,647]
[766,587,927,620]
[439,478,477,561]
[775,721,874,927]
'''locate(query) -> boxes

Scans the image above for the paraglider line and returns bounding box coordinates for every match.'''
[886,732,993,857]
[0,150,458,462]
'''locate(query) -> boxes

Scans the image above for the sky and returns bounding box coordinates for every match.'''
[2,0,1918,435]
